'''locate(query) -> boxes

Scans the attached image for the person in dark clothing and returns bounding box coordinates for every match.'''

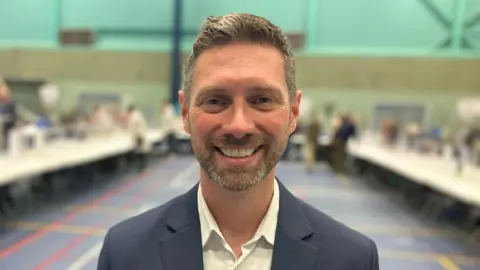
[305,111,321,172]
[0,78,17,214]
[465,127,480,165]
[381,118,398,146]
[331,114,356,174]
[0,79,17,151]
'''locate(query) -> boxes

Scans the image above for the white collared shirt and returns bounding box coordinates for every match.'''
[197,180,280,270]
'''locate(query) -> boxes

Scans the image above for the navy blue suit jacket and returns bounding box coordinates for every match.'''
[97,180,379,270]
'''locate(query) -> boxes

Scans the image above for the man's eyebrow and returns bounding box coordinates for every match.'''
[194,84,284,101]
[194,87,229,101]
[249,85,282,94]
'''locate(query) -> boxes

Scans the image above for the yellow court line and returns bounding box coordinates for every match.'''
[66,205,137,216]
[335,173,351,187]
[437,256,462,270]
[5,221,107,236]
[380,249,480,266]
[352,226,459,238]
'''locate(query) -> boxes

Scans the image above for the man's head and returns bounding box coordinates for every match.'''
[178,13,301,192]
[0,78,11,102]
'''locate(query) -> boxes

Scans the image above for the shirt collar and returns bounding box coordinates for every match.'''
[197,179,280,247]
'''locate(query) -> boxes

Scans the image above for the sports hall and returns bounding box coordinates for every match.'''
[1,1,480,269]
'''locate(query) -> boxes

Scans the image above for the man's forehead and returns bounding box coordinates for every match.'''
[191,49,286,94]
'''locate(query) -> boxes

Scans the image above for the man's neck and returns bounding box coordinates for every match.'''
[200,171,276,244]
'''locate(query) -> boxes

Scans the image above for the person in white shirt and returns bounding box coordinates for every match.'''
[159,100,177,153]
[90,104,115,134]
[126,104,149,169]
[98,13,379,270]
[159,100,176,129]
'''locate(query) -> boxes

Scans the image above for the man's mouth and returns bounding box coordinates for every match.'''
[214,146,263,158]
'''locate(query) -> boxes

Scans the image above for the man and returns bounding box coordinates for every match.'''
[98,13,379,270]
[305,110,321,172]
[90,104,116,133]
[159,99,177,153]
[330,113,357,174]
[0,78,18,150]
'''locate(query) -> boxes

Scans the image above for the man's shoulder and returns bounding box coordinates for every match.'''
[297,199,376,254]
[106,193,184,245]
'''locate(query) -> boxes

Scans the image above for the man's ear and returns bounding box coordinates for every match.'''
[289,90,302,134]
[178,90,191,134]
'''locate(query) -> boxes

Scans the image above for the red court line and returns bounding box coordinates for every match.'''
[32,230,93,270]
[0,167,156,261]
[32,166,173,270]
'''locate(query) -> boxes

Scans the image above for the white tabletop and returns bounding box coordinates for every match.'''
[0,128,168,187]
[348,139,480,207]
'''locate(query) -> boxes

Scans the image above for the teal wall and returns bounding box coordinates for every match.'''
[1,0,479,129]
[1,0,478,53]
[0,0,57,47]
[316,0,449,50]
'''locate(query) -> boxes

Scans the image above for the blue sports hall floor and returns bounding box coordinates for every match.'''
[1,155,479,270]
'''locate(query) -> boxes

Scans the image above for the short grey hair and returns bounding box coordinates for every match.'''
[182,13,297,106]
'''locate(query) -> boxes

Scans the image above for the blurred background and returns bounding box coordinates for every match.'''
[0,0,479,129]
[1,0,480,269]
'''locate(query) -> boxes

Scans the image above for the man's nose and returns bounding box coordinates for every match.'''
[223,103,256,139]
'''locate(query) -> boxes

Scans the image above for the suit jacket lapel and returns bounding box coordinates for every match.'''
[271,181,317,270]
[157,180,319,270]
[159,184,204,270]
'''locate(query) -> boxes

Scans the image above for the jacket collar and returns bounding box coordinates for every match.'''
[158,179,317,270]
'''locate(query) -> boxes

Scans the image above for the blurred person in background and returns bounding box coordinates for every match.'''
[36,111,52,129]
[0,77,17,150]
[160,99,176,127]
[381,117,398,146]
[305,110,321,172]
[90,104,116,133]
[108,102,123,128]
[330,113,356,174]
[127,104,148,170]
[0,77,36,150]
[465,123,480,165]
[160,99,177,153]
[405,122,421,150]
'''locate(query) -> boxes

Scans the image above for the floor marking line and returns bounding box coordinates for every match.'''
[437,255,461,270]
[61,164,194,270]
[288,185,378,196]
[169,162,198,188]
[32,231,94,270]
[351,226,459,237]
[379,249,480,265]
[0,166,155,261]
[335,174,350,187]
[5,221,107,236]
[66,241,103,270]
[66,205,136,216]
[137,203,157,214]
[29,163,167,269]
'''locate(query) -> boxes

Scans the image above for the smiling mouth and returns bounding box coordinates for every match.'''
[214,146,263,158]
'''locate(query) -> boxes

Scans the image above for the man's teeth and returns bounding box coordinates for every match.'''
[220,148,256,158]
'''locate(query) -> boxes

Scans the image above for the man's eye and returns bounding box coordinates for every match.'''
[253,97,272,104]
[205,98,223,105]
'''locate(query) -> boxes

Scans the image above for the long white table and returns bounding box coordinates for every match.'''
[348,139,480,207]
[0,128,169,187]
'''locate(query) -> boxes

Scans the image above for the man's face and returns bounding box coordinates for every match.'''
[179,43,301,191]
[0,84,10,102]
